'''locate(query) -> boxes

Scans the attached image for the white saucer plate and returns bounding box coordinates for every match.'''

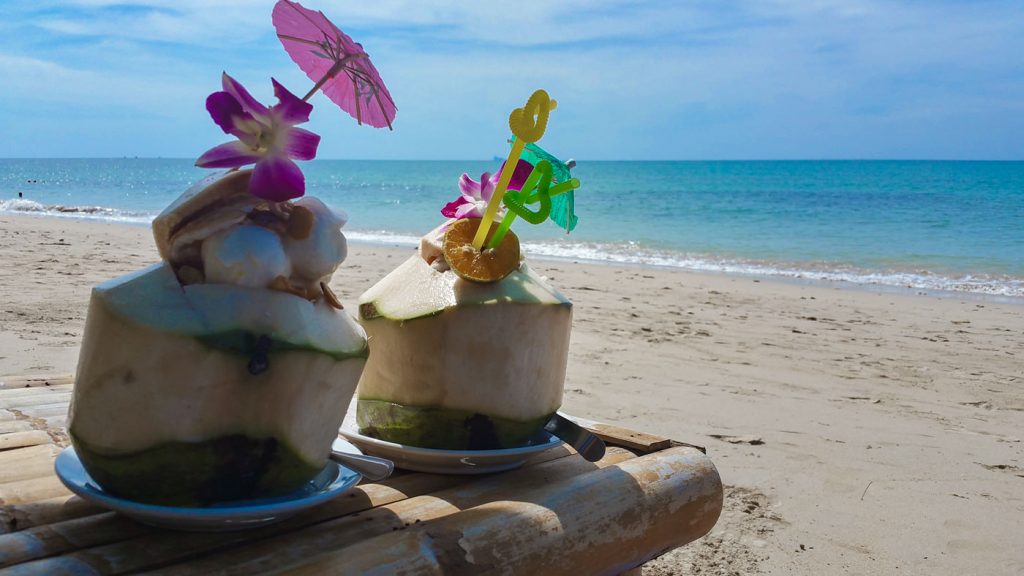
[54,440,363,532]
[339,417,563,475]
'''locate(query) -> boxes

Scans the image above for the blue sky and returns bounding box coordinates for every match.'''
[1,1,1022,160]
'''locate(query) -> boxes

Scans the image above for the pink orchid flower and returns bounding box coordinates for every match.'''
[442,171,500,220]
[196,72,320,202]
[441,160,534,220]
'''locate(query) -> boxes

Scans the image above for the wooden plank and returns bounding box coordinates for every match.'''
[0,496,104,536]
[589,422,672,452]
[0,376,74,391]
[285,446,723,576]
[0,432,51,452]
[145,447,638,576]
[562,413,672,453]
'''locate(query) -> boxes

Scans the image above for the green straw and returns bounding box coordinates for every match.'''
[485,162,580,250]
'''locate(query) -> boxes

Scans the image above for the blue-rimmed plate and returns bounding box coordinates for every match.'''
[54,442,362,532]
[339,415,563,475]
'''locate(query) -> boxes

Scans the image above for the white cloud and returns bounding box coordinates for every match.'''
[0,52,207,117]
[32,2,269,46]
[20,1,738,48]
[2,1,1023,158]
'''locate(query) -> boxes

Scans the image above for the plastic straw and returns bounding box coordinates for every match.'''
[471,90,555,250]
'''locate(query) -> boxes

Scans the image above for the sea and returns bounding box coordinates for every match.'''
[1,158,1022,298]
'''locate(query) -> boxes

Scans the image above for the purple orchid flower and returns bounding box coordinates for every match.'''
[441,160,533,220]
[195,72,320,202]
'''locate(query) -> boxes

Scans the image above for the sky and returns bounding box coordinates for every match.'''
[1,0,1022,160]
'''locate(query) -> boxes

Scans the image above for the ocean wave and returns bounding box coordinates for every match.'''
[345,229,424,247]
[343,230,1024,298]
[0,199,154,224]
[522,240,1024,298]
[2,206,1019,298]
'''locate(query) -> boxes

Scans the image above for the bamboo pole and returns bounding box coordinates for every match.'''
[146,448,638,575]
[0,397,71,414]
[0,475,69,507]
[0,380,722,575]
[0,431,51,454]
[0,496,102,536]
[285,446,722,576]
[0,377,73,391]
[0,447,581,573]
[9,404,69,419]
[0,445,58,475]
[0,482,443,573]
[0,421,33,434]
[0,397,71,413]
[0,512,155,569]
[0,388,73,402]
[0,447,59,485]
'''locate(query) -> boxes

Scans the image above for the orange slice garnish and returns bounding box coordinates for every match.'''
[442,218,521,283]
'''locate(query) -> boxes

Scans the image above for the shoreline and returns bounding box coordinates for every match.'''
[2,213,1023,574]
[4,210,1022,305]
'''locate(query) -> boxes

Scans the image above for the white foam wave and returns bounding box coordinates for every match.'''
[0,199,154,224]
[3,207,1019,299]
[341,230,1023,297]
[344,229,423,247]
[340,230,1023,297]
[520,240,1024,298]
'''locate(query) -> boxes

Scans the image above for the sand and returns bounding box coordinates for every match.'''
[2,213,1023,575]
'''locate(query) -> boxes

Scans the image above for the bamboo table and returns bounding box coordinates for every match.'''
[0,375,722,575]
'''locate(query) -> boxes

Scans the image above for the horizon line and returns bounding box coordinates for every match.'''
[2,157,1023,163]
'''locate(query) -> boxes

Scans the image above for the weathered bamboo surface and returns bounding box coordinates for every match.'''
[0,377,723,575]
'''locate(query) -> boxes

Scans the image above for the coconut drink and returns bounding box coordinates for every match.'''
[68,166,368,505]
[68,3,398,505]
[355,90,582,450]
[357,220,572,449]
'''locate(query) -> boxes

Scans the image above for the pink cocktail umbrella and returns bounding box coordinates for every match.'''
[273,0,396,129]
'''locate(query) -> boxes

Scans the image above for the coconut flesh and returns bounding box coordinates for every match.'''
[68,170,367,505]
[355,221,572,450]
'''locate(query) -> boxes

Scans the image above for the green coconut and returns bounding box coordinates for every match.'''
[356,255,571,450]
[69,262,367,505]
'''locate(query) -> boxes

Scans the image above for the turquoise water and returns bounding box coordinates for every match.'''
[2,158,1022,296]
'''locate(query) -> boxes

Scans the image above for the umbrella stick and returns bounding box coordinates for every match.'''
[353,77,362,125]
[302,60,344,101]
[301,54,365,102]
[472,138,526,251]
[277,34,321,47]
[372,89,394,131]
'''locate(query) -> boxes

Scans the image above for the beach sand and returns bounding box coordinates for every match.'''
[2,213,1023,575]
